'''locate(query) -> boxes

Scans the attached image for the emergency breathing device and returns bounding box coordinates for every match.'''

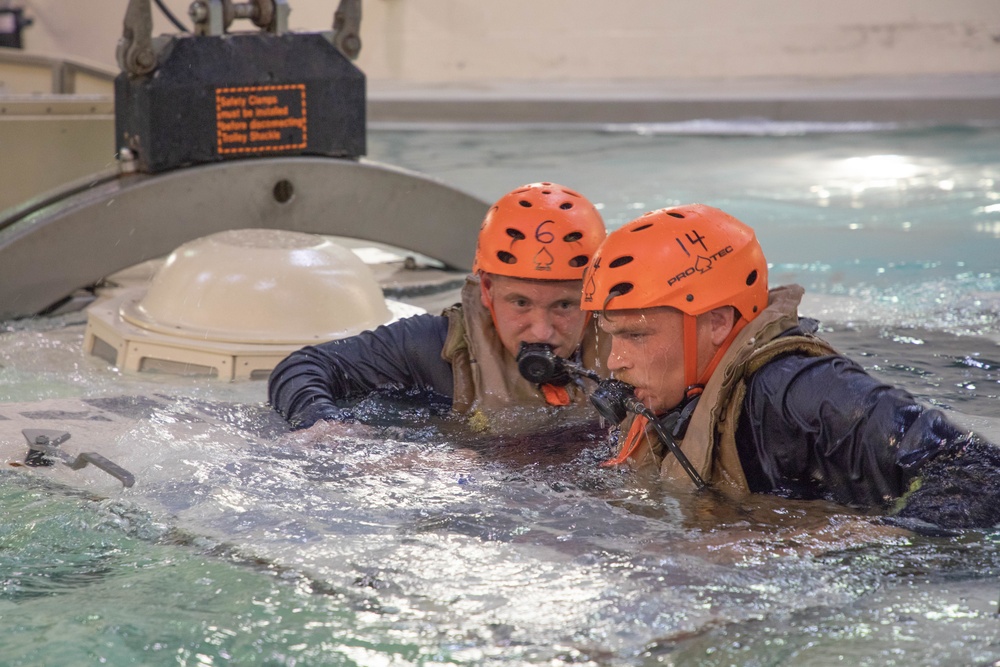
[515,343,707,488]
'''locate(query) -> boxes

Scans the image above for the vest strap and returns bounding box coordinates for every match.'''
[541,383,570,406]
[602,414,649,466]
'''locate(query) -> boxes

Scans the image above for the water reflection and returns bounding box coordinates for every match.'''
[1,316,999,664]
[1,127,999,664]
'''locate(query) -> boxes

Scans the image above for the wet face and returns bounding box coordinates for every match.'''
[481,274,589,359]
[599,307,732,414]
[599,308,688,414]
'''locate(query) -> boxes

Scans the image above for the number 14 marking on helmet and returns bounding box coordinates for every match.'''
[675,230,707,257]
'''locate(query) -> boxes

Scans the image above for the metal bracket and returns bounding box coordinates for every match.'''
[22,429,136,488]
[117,0,293,74]
[117,0,158,76]
[189,0,290,36]
[332,0,362,60]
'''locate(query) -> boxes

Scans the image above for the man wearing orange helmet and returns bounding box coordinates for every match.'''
[582,204,1000,529]
[269,182,610,434]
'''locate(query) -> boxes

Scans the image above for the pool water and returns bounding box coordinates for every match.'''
[1,126,999,665]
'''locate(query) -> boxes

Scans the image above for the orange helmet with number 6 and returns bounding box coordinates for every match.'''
[474,182,606,280]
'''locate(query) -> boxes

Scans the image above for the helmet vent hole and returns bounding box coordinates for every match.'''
[496,251,517,265]
[563,231,583,242]
[609,256,633,268]
[746,270,758,286]
[506,228,526,240]
[609,283,634,298]
[518,200,532,208]
[667,212,685,219]
[542,190,552,195]
[631,223,653,232]
[560,202,574,210]
[568,255,589,268]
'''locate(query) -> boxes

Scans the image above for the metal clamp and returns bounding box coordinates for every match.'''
[22,429,136,488]
[117,0,294,76]
[118,0,157,76]
[332,0,362,60]
[189,0,290,36]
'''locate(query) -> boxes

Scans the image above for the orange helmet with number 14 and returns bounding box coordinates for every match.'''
[582,204,767,317]
[582,204,769,396]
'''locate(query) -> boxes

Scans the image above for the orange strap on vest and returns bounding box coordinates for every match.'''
[601,414,649,467]
[541,383,570,406]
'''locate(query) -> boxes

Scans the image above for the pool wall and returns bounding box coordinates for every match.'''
[17,1,1000,85]
[8,2,1000,129]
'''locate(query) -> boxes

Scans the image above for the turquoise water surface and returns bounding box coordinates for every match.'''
[1,126,998,665]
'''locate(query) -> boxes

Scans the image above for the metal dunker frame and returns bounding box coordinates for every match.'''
[0,0,485,320]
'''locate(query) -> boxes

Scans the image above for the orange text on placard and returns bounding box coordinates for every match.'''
[215,84,307,154]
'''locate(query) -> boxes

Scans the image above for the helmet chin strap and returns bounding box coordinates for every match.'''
[682,313,749,400]
[682,314,702,398]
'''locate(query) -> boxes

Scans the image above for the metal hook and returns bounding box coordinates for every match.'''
[22,429,136,488]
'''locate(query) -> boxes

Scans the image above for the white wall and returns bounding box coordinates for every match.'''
[13,0,1000,82]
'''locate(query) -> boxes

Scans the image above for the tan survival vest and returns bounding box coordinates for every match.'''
[613,285,839,492]
[440,276,610,432]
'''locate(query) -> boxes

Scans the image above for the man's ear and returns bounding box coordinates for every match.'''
[479,272,493,309]
[708,306,737,347]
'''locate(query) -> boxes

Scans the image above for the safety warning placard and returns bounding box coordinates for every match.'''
[215,84,308,155]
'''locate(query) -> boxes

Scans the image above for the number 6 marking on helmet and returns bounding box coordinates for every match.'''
[535,220,555,244]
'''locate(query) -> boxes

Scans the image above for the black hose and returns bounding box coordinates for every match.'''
[627,398,707,489]
[154,0,189,32]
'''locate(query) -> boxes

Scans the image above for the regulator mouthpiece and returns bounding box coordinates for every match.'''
[516,343,600,386]
[517,343,567,384]
[590,379,642,424]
